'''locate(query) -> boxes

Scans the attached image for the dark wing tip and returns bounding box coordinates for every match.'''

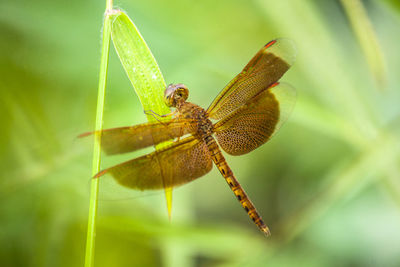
[264,38,297,66]
[264,39,277,48]
[93,169,108,178]
[78,131,93,138]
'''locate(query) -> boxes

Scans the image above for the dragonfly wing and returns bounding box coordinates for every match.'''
[207,39,296,120]
[214,82,296,155]
[79,119,196,155]
[94,136,213,190]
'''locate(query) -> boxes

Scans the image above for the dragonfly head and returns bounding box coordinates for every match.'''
[164,84,189,107]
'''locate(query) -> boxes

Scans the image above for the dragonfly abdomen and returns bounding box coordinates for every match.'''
[204,135,271,236]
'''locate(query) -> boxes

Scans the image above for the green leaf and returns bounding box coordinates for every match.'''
[111,11,169,116]
[110,10,173,217]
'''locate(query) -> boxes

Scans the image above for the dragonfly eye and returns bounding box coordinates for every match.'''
[164,84,176,107]
[164,83,189,107]
[175,84,189,101]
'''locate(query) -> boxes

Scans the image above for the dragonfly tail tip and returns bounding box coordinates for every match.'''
[262,226,271,237]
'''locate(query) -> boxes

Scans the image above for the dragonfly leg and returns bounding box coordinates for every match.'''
[144,109,176,120]
[144,109,177,124]
[143,109,184,142]
[175,125,186,142]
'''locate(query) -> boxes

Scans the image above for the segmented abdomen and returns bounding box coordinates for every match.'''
[204,135,270,236]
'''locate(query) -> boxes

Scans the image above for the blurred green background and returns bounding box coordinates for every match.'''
[1,0,400,266]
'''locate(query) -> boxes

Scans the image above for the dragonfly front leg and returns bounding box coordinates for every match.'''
[176,126,185,142]
[144,109,177,122]
[143,109,186,143]
[144,109,177,119]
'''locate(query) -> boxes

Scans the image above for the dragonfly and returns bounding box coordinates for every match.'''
[81,39,296,236]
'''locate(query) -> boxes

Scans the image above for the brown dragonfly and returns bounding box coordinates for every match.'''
[81,39,296,236]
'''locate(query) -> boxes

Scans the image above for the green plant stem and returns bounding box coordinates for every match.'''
[340,0,387,88]
[84,1,113,266]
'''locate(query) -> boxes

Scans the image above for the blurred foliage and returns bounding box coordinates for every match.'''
[1,0,400,266]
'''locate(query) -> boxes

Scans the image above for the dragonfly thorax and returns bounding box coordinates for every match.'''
[164,83,189,108]
[173,100,214,137]
[165,83,214,136]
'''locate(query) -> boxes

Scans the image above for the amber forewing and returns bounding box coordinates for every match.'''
[207,39,296,120]
[79,119,196,155]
